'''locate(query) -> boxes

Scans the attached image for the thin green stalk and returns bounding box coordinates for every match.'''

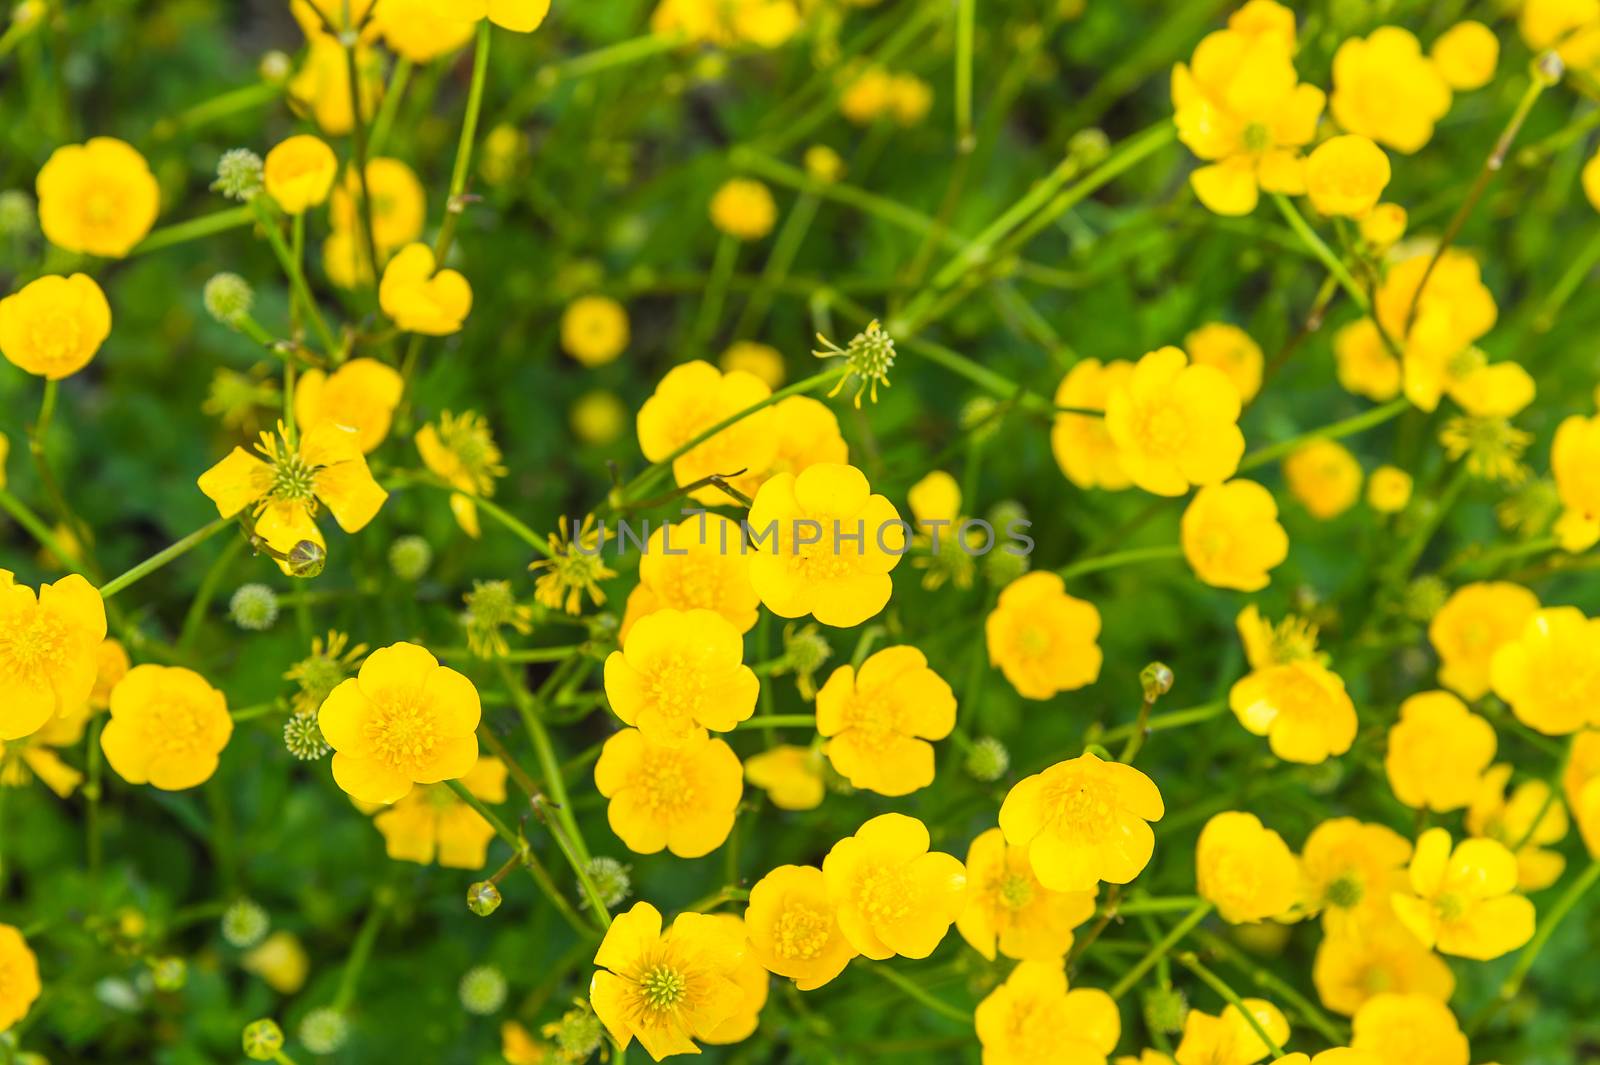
[128,205,254,257]
[1469,858,1600,1035]
[1534,224,1600,331]
[341,32,383,286]
[1059,544,1183,580]
[253,199,341,357]
[28,380,97,576]
[466,491,554,558]
[1109,901,1212,1000]
[863,962,971,1024]
[444,21,492,253]
[331,890,390,1013]
[0,486,83,576]
[1107,896,1207,917]
[368,55,413,157]
[954,0,974,151]
[1099,701,1226,746]
[99,518,231,599]
[1194,928,1347,1047]
[1238,397,1409,472]
[86,716,105,888]
[1272,194,1368,313]
[1175,951,1285,1058]
[688,233,739,357]
[734,714,818,730]
[156,81,282,139]
[178,533,246,652]
[734,190,820,339]
[501,32,681,121]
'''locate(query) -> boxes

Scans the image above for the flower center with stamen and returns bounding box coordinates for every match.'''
[775,904,832,961]
[996,872,1035,912]
[1135,400,1189,457]
[363,692,440,774]
[1015,623,1051,658]
[1242,122,1271,153]
[1436,892,1467,922]
[855,864,912,923]
[1043,775,1115,840]
[27,309,82,368]
[645,655,706,730]
[1326,872,1364,910]
[638,964,687,1013]
[636,750,694,814]
[0,606,69,679]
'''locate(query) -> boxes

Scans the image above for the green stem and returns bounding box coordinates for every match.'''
[734,714,818,730]
[1107,895,1207,916]
[128,205,254,257]
[734,190,819,339]
[1238,397,1409,472]
[1058,543,1183,580]
[1272,193,1368,313]
[331,890,390,1013]
[1470,858,1600,1035]
[1193,928,1347,1047]
[1098,700,1226,746]
[863,962,971,1024]
[467,492,553,558]
[1109,901,1211,1000]
[1534,224,1600,331]
[157,81,283,139]
[368,55,413,157]
[0,486,83,576]
[442,20,492,258]
[99,518,230,600]
[954,0,974,150]
[688,232,739,357]
[178,534,246,652]
[342,33,383,288]
[253,198,341,358]
[86,715,105,890]
[1175,951,1285,1058]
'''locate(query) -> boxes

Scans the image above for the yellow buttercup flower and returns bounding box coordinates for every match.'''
[1359,202,1407,249]
[1466,764,1568,891]
[1000,751,1163,892]
[369,756,507,868]
[957,826,1096,962]
[0,273,111,380]
[1171,15,1324,215]
[1427,581,1538,700]
[316,642,481,805]
[197,421,388,563]
[637,360,778,504]
[379,243,472,336]
[1331,28,1452,154]
[604,607,758,743]
[1197,811,1301,924]
[330,157,426,260]
[594,727,742,857]
[1430,21,1499,90]
[1551,412,1600,549]
[293,357,404,455]
[1272,1054,1382,1065]
[589,902,748,1061]
[1186,322,1264,403]
[1181,479,1289,591]
[1365,466,1412,513]
[1333,319,1401,402]
[1391,828,1534,960]
[438,0,550,31]
[1312,924,1454,1017]
[720,340,785,388]
[1520,0,1600,75]
[500,1020,550,1065]
[0,570,106,740]
[1305,135,1391,218]
[1350,993,1468,1065]
[651,0,802,48]
[289,35,384,137]
[0,924,42,1032]
[376,0,475,60]
[570,389,628,445]
[744,864,857,989]
[1284,439,1362,520]
[1105,346,1245,496]
[1053,358,1135,490]
[1230,658,1357,764]
[816,645,954,796]
[1585,148,1600,212]
[821,813,966,959]
[746,463,905,628]
[907,470,961,531]
[560,295,629,367]
[709,178,777,241]
[696,913,768,1045]
[100,665,233,789]
[975,960,1120,1065]
[728,394,849,501]
[743,745,824,811]
[415,409,505,538]
[243,931,310,994]
[1373,250,1497,412]
[622,514,759,641]
[1299,817,1411,938]
[36,137,160,257]
[1490,606,1600,734]
[985,572,1102,700]
[289,0,377,36]
[1384,691,1495,811]
[262,134,338,214]
[840,65,896,124]
[1175,999,1290,1065]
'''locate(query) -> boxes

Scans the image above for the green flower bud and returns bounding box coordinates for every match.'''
[242,1019,284,1060]
[229,583,279,631]
[0,190,36,239]
[283,712,330,761]
[258,50,292,83]
[388,535,432,581]
[466,881,502,917]
[298,1007,349,1054]
[288,540,325,579]
[212,148,263,202]
[1405,574,1449,622]
[1140,661,1174,701]
[1143,986,1188,1035]
[550,1001,605,1062]
[204,272,255,328]
[459,966,507,1015]
[221,898,270,948]
[965,736,1010,782]
[583,856,632,910]
[149,956,186,992]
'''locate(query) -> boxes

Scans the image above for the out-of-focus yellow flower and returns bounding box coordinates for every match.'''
[416,409,504,538]
[622,514,759,641]
[1565,731,1600,856]
[744,745,824,811]
[746,463,904,628]
[1105,346,1244,496]
[1284,439,1362,520]
[1300,818,1411,938]
[1000,751,1162,892]
[710,178,777,240]
[289,36,384,137]
[330,157,426,260]
[1236,604,1322,670]
[35,137,159,257]
[478,123,526,186]
[370,756,506,868]
[1359,203,1408,249]
[1585,149,1600,212]
[957,827,1096,963]
[1197,811,1301,924]
[1305,135,1391,218]
[0,571,107,741]
[1428,581,1539,700]
[744,864,856,989]
[1391,828,1534,960]
[242,931,309,994]
[821,813,967,959]
[293,357,404,455]
[816,645,954,796]
[1185,322,1263,403]
[1227,0,1296,46]
[1181,479,1289,591]
[1431,21,1499,90]
[0,273,111,380]
[377,0,477,59]
[1373,250,1498,412]
[840,65,895,124]
[728,395,848,501]
[1312,924,1454,1017]
[317,642,481,804]
[985,571,1102,700]
[1333,319,1401,402]
[570,389,628,445]
[604,607,758,743]
[1467,764,1568,891]
[803,145,844,184]
[1052,358,1135,490]
[0,432,8,489]
[976,960,1120,1065]
[1384,691,1495,811]
[379,243,471,336]
[263,134,337,214]
[720,340,785,388]
[1230,657,1356,764]
[1551,412,1600,549]
[651,0,801,48]
[590,902,748,1061]
[289,0,377,36]
[1519,0,1600,75]
[637,360,778,503]
[101,665,233,790]
[438,0,551,31]
[1171,14,1324,215]
[888,73,933,125]
[1174,999,1290,1065]
[198,421,387,564]
[500,1020,551,1065]
[907,470,961,531]
[1365,466,1412,513]
[561,295,629,366]
[594,727,742,857]
[0,924,41,1032]
[696,912,768,1045]
[1489,606,1600,734]
[1331,28,1452,154]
